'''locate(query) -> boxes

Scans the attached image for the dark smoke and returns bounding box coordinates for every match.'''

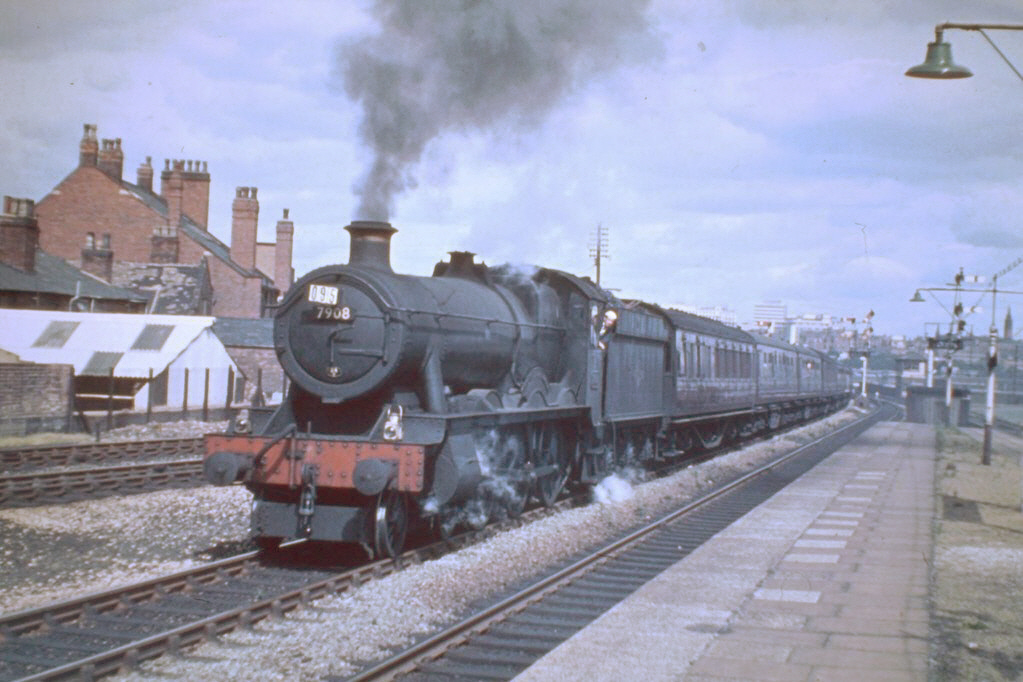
[337,0,657,220]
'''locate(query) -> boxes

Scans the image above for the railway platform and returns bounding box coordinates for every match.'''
[513,419,935,682]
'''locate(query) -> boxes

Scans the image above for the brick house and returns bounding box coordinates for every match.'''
[0,196,147,312]
[34,124,295,318]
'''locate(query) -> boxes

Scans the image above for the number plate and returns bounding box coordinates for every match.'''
[308,284,339,305]
[315,305,353,321]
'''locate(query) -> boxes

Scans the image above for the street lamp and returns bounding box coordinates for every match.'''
[906,23,1023,82]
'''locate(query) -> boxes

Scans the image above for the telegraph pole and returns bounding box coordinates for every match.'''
[589,224,609,286]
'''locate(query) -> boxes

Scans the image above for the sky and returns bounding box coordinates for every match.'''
[2,0,1023,339]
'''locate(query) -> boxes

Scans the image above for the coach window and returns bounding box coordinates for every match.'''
[676,331,687,377]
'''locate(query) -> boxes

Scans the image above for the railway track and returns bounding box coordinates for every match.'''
[0,439,206,508]
[0,459,204,508]
[0,439,203,473]
[0,406,879,681]
[344,402,895,681]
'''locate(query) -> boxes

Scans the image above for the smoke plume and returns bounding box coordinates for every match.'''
[337,0,656,220]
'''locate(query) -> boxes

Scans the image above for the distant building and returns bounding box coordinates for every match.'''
[753,300,788,336]
[1005,306,1013,340]
[31,124,295,318]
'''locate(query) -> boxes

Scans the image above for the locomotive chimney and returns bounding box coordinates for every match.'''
[345,220,396,272]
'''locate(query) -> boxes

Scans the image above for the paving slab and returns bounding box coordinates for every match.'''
[513,420,934,682]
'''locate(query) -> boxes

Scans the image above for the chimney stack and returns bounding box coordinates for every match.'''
[97,138,124,181]
[0,196,39,272]
[162,159,185,234]
[231,187,259,270]
[274,208,294,298]
[137,156,154,192]
[81,232,113,281]
[160,159,210,229]
[150,223,179,263]
[79,124,98,167]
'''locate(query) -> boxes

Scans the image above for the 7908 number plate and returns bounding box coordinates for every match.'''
[314,305,352,321]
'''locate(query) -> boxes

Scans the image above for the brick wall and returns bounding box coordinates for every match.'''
[0,363,74,436]
[36,167,161,264]
[203,257,266,318]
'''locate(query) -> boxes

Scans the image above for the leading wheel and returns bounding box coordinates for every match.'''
[373,487,408,559]
[530,422,570,507]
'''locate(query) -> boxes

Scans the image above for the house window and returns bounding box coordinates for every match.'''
[85,232,95,249]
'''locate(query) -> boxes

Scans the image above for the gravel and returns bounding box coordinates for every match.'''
[0,486,251,613]
[92,420,230,443]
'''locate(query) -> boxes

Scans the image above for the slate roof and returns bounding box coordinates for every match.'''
[112,261,213,314]
[212,317,274,348]
[116,179,272,284]
[0,250,147,303]
[662,308,756,344]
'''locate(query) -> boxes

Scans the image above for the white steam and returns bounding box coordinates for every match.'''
[592,472,635,505]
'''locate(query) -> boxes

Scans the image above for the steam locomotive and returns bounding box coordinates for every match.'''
[203,221,851,557]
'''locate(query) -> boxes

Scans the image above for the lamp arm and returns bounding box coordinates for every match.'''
[937,22,1023,35]
[932,22,1023,83]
